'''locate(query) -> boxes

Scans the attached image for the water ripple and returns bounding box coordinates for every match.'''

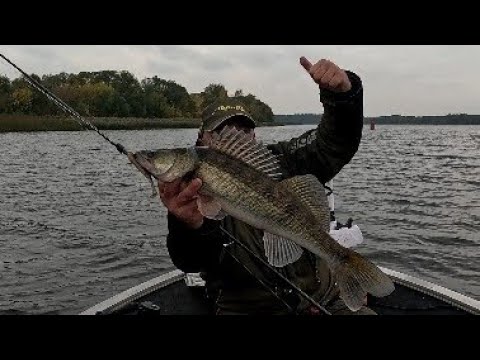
[1,125,479,314]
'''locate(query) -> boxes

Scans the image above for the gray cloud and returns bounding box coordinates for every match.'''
[1,45,479,116]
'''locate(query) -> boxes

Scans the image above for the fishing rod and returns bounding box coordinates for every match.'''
[219,226,332,315]
[1,52,331,315]
[0,53,160,195]
[219,239,297,314]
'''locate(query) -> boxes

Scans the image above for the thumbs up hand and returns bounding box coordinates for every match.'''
[300,56,352,93]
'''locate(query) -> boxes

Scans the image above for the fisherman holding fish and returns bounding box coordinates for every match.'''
[149,56,394,315]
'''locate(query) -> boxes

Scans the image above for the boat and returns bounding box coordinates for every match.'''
[79,267,480,315]
[80,181,479,316]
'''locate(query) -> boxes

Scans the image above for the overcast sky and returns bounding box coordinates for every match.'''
[1,45,479,116]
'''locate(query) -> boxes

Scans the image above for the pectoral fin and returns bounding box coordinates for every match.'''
[197,195,226,220]
[263,232,304,267]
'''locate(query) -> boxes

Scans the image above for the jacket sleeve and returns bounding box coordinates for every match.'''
[166,212,226,273]
[269,70,364,184]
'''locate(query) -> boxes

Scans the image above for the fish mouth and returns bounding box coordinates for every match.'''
[133,152,159,178]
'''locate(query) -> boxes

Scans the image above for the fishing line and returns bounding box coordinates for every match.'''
[0,52,160,195]
[219,226,332,315]
[220,241,297,314]
[0,53,128,156]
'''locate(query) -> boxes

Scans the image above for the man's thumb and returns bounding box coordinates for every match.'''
[300,56,312,72]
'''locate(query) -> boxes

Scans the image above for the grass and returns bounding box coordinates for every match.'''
[0,115,280,132]
[0,114,202,132]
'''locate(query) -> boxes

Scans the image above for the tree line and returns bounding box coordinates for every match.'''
[274,113,320,125]
[0,71,274,123]
[274,113,480,125]
[366,114,480,125]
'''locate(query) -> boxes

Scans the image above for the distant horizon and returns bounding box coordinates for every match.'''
[273,113,480,125]
[2,46,480,116]
[273,113,479,117]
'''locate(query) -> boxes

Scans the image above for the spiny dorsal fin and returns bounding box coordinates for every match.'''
[210,126,283,180]
[280,174,331,232]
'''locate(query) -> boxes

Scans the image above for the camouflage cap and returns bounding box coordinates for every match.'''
[200,99,256,132]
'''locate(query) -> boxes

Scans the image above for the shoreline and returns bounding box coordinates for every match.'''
[2,114,479,133]
[0,115,282,133]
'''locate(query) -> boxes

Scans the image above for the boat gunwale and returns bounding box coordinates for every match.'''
[79,269,185,315]
[79,267,480,315]
[379,267,480,315]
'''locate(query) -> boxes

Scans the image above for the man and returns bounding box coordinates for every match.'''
[159,56,374,315]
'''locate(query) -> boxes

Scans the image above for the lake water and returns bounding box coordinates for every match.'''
[0,125,478,314]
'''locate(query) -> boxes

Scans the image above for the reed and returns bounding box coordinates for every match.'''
[0,115,202,132]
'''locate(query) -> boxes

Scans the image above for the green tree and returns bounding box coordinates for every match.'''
[1,70,275,122]
[11,78,34,114]
[190,93,204,118]
[235,93,274,123]
[0,76,11,113]
[203,84,228,105]
[142,76,194,118]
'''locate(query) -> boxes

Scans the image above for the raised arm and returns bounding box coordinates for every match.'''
[270,57,364,183]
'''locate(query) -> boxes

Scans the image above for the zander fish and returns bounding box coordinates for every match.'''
[130,126,395,311]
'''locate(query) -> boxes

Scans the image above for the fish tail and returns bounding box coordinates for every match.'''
[332,248,395,311]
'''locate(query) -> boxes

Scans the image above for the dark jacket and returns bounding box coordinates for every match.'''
[166,71,364,314]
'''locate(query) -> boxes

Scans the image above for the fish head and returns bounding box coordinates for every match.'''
[132,147,198,183]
